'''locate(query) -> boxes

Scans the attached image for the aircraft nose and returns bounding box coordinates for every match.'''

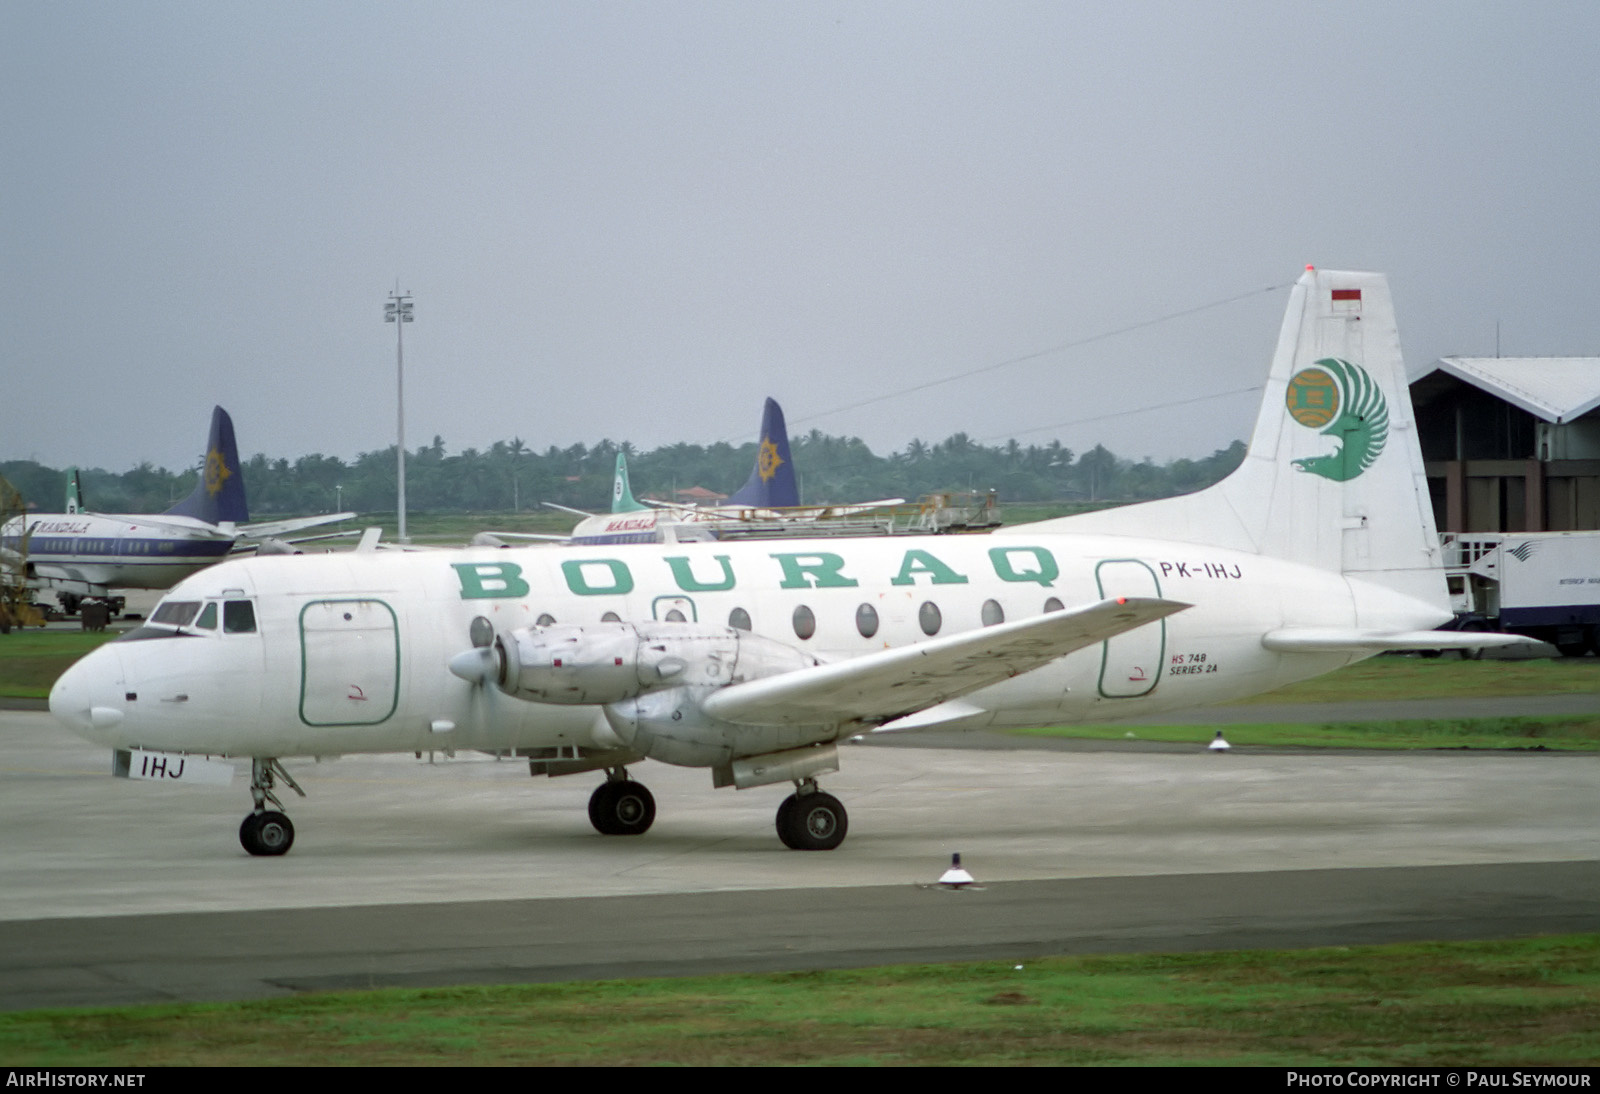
[49,647,125,739]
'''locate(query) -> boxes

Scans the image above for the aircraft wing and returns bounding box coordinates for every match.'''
[238,513,357,540]
[812,499,905,517]
[472,531,570,545]
[701,596,1189,728]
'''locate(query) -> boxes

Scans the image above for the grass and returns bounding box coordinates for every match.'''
[4,935,1599,1065]
[1019,714,1600,750]
[1012,658,1600,750]
[0,630,118,698]
[1248,655,1600,704]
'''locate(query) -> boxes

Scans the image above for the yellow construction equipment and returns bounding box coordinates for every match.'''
[0,476,45,631]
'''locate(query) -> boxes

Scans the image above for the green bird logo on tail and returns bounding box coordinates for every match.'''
[1284,358,1389,482]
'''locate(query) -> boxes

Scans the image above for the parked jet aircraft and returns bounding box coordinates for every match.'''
[50,270,1528,856]
[543,397,803,545]
[1,407,353,613]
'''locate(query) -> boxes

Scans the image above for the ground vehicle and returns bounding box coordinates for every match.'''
[1442,531,1600,656]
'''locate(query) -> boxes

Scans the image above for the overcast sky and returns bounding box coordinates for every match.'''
[5,1,1599,476]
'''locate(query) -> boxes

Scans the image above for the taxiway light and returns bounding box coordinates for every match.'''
[939,853,976,889]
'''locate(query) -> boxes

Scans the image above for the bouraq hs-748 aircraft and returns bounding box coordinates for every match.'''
[1,407,353,614]
[50,269,1529,855]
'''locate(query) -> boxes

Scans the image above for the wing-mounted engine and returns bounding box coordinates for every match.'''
[491,621,838,767]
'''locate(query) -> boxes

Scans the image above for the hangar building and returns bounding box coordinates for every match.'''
[1410,357,1600,534]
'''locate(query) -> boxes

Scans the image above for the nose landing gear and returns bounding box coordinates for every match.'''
[240,758,305,856]
[240,810,295,855]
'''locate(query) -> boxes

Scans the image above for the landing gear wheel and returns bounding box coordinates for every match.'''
[239,810,295,856]
[588,780,656,836]
[776,791,848,851]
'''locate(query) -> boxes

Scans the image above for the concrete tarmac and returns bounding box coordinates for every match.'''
[4,708,1599,1011]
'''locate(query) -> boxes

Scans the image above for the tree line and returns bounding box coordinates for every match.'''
[1,432,1247,517]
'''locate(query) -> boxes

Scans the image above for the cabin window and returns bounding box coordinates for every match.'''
[792,604,816,641]
[918,601,942,636]
[537,613,557,626]
[664,609,686,623]
[1043,597,1063,613]
[195,603,218,630]
[728,607,751,631]
[151,600,201,627]
[981,599,1004,627]
[223,600,256,634]
[855,603,879,638]
[601,611,621,623]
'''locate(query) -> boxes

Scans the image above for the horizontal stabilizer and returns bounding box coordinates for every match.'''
[1261,628,1543,653]
[703,596,1189,728]
[80,511,233,539]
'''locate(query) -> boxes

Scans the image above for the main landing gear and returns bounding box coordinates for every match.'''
[585,770,850,849]
[588,768,656,836]
[240,758,305,856]
[776,780,848,851]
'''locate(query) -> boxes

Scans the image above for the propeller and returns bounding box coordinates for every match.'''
[446,615,507,742]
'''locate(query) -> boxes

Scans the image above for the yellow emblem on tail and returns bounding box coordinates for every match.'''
[204,447,233,497]
[757,438,784,483]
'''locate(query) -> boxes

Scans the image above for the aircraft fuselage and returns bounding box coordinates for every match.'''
[2,512,235,594]
[50,532,1437,760]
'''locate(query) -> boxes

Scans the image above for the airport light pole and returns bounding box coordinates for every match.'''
[384,287,414,543]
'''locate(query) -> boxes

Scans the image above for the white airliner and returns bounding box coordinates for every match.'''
[1,407,354,613]
[534,397,806,545]
[49,269,1527,856]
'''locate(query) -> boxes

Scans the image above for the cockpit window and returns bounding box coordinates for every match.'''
[115,625,198,642]
[195,602,218,630]
[223,600,257,634]
[151,600,201,626]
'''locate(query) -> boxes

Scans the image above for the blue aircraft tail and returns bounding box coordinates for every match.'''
[165,406,251,525]
[726,397,800,508]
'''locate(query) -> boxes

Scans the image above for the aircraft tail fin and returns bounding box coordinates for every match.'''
[726,398,800,509]
[64,468,83,514]
[164,406,250,525]
[1005,268,1448,613]
[610,454,648,513]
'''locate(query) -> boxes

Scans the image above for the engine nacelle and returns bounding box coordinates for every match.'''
[494,620,838,768]
[498,623,665,704]
[496,621,818,707]
[253,537,302,556]
[603,685,838,769]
